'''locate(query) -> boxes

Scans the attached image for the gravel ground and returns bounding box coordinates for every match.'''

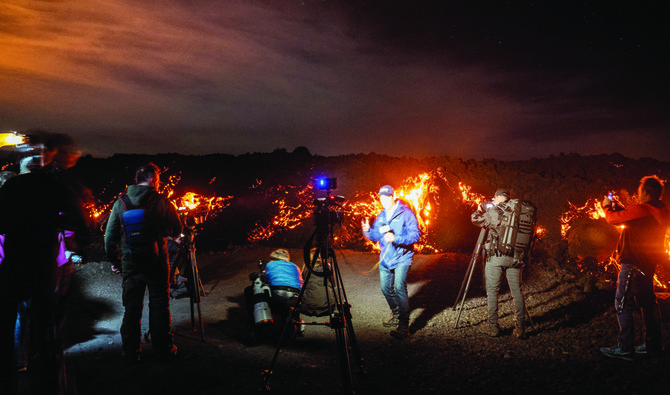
[35,246,670,394]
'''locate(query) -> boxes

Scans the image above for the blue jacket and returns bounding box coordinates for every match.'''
[364,200,421,269]
[264,260,303,290]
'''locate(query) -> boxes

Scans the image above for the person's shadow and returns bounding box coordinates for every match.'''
[62,266,119,348]
[407,252,486,333]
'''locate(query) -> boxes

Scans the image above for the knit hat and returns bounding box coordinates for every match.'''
[270,249,290,262]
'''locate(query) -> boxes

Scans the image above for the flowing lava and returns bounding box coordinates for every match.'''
[458,182,488,207]
[89,171,231,229]
[247,171,488,253]
[559,198,605,238]
[247,183,314,243]
[175,191,232,223]
[560,197,670,290]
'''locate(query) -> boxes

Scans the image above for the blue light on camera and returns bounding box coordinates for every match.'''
[314,177,337,190]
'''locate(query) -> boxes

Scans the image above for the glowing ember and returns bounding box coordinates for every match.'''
[175,191,232,221]
[458,182,488,207]
[559,196,669,290]
[247,172,487,254]
[559,198,605,238]
[247,184,314,243]
[88,170,231,230]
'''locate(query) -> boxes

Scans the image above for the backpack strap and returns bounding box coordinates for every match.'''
[119,194,134,210]
[119,191,160,211]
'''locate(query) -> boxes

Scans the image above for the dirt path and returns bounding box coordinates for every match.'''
[49,247,670,394]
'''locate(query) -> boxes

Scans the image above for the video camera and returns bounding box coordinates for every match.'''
[177,206,207,231]
[312,177,345,230]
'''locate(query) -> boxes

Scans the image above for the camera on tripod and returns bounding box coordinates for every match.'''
[311,177,345,229]
[266,176,364,393]
[178,206,207,228]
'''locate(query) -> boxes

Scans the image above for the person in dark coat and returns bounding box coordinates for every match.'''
[104,163,182,363]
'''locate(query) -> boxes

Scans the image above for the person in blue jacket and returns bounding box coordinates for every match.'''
[362,185,420,339]
[244,249,303,340]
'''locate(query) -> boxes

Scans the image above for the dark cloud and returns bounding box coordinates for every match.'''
[0,0,667,160]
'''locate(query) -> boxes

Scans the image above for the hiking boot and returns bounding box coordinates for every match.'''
[390,324,410,340]
[482,323,501,337]
[600,345,634,361]
[635,344,663,357]
[513,325,526,340]
[382,314,400,328]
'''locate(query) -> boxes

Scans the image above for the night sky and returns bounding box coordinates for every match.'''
[1,1,668,160]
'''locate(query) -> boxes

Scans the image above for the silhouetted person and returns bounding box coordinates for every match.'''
[104,163,182,363]
[0,145,88,394]
[600,176,669,360]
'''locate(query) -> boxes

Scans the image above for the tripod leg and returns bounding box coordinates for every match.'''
[454,228,487,328]
[452,251,477,310]
[333,314,354,394]
[454,255,478,328]
[524,303,536,331]
[188,250,205,341]
[453,228,487,310]
[330,251,364,374]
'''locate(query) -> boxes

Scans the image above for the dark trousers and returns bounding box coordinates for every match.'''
[0,296,60,394]
[121,268,173,354]
[615,263,663,351]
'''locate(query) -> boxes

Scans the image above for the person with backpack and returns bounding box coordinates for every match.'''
[471,189,531,339]
[104,163,182,363]
[243,249,303,341]
[600,176,669,361]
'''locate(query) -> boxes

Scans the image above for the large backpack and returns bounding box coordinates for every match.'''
[118,192,160,260]
[495,199,538,263]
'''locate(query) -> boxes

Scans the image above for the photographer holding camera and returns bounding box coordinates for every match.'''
[362,185,420,340]
[244,249,303,340]
[471,188,527,339]
[600,176,669,360]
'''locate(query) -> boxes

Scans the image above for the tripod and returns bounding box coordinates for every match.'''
[262,192,365,394]
[453,228,536,331]
[171,224,206,341]
[452,228,486,329]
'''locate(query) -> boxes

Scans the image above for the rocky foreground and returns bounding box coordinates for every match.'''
[35,247,670,395]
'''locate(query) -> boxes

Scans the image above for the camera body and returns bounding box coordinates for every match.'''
[311,177,345,229]
[251,260,273,326]
[313,196,344,229]
[314,177,337,191]
[608,191,624,211]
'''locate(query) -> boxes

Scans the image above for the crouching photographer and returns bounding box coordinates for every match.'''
[244,249,303,341]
